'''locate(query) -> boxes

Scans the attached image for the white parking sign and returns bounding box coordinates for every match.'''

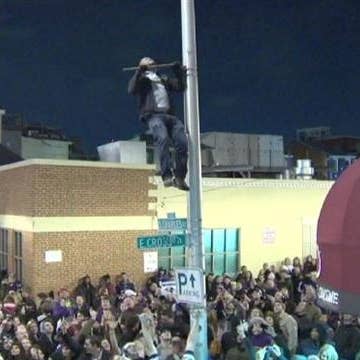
[175,268,204,305]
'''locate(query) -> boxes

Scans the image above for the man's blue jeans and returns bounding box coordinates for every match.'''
[147,114,188,180]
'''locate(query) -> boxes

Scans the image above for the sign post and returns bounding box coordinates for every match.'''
[181,1,208,359]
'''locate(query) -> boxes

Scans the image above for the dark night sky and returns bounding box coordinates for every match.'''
[1,0,360,153]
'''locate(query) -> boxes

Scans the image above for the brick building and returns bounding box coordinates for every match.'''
[0,159,156,295]
[0,158,333,296]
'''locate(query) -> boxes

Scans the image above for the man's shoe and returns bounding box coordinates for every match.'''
[163,177,174,187]
[174,177,190,191]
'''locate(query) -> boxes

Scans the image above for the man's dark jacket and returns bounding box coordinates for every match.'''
[127,64,185,121]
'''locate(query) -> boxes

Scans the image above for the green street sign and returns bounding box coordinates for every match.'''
[137,234,187,250]
[158,218,187,231]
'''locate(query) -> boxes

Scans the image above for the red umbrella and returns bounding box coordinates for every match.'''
[317,159,360,314]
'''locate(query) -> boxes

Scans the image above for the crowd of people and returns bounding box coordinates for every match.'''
[0,255,359,360]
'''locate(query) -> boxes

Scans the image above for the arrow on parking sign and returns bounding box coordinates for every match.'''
[190,274,195,287]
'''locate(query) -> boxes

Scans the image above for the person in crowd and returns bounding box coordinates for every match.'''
[223,321,255,360]
[74,276,97,310]
[303,255,317,275]
[115,272,136,298]
[20,336,32,358]
[73,295,89,318]
[291,266,304,303]
[30,345,46,360]
[1,336,14,358]
[318,343,339,360]
[249,316,274,348]
[241,271,256,291]
[157,329,173,359]
[79,335,112,359]
[293,257,302,270]
[264,311,277,338]
[298,323,329,356]
[206,273,215,301]
[1,255,359,360]
[9,341,23,359]
[38,319,58,358]
[282,257,294,274]
[18,289,37,324]
[223,274,234,293]
[52,289,74,322]
[334,314,360,360]
[273,300,298,357]
[263,276,278,299]
[294,286,322,340]
[26,319,40,344]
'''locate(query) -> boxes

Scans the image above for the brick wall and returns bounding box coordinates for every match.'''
[32,165,156,217]
[32,230,156,294]
[0,166,37,216]
[0,163,156,217]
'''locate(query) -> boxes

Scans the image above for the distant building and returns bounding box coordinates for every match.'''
[100,131,287,178]
[296,126,331,142]
[288,128,359,180]
[97,140,147,164]
[1,112,72,160]
[200,132,286,178]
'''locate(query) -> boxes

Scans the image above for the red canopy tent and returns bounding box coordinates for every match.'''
[317,159,360,314]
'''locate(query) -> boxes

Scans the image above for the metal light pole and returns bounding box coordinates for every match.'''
[181,1,208,359]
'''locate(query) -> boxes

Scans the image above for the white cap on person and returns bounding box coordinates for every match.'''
[139,57,155,67]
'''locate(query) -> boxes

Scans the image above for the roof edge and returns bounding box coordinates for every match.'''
[0,158,156,172]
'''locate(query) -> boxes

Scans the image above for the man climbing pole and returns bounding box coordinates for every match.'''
[127,57,189,191]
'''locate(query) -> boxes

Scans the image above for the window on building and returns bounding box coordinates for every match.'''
[0,229,9,271]
[204,228,240,275]
[158,228,240,275]
[14,232,23,282]
[158,246,186,270]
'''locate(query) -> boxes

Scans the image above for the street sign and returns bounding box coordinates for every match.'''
[158,218,187,231]
[137,234,186,250]
[175,268,204,305]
